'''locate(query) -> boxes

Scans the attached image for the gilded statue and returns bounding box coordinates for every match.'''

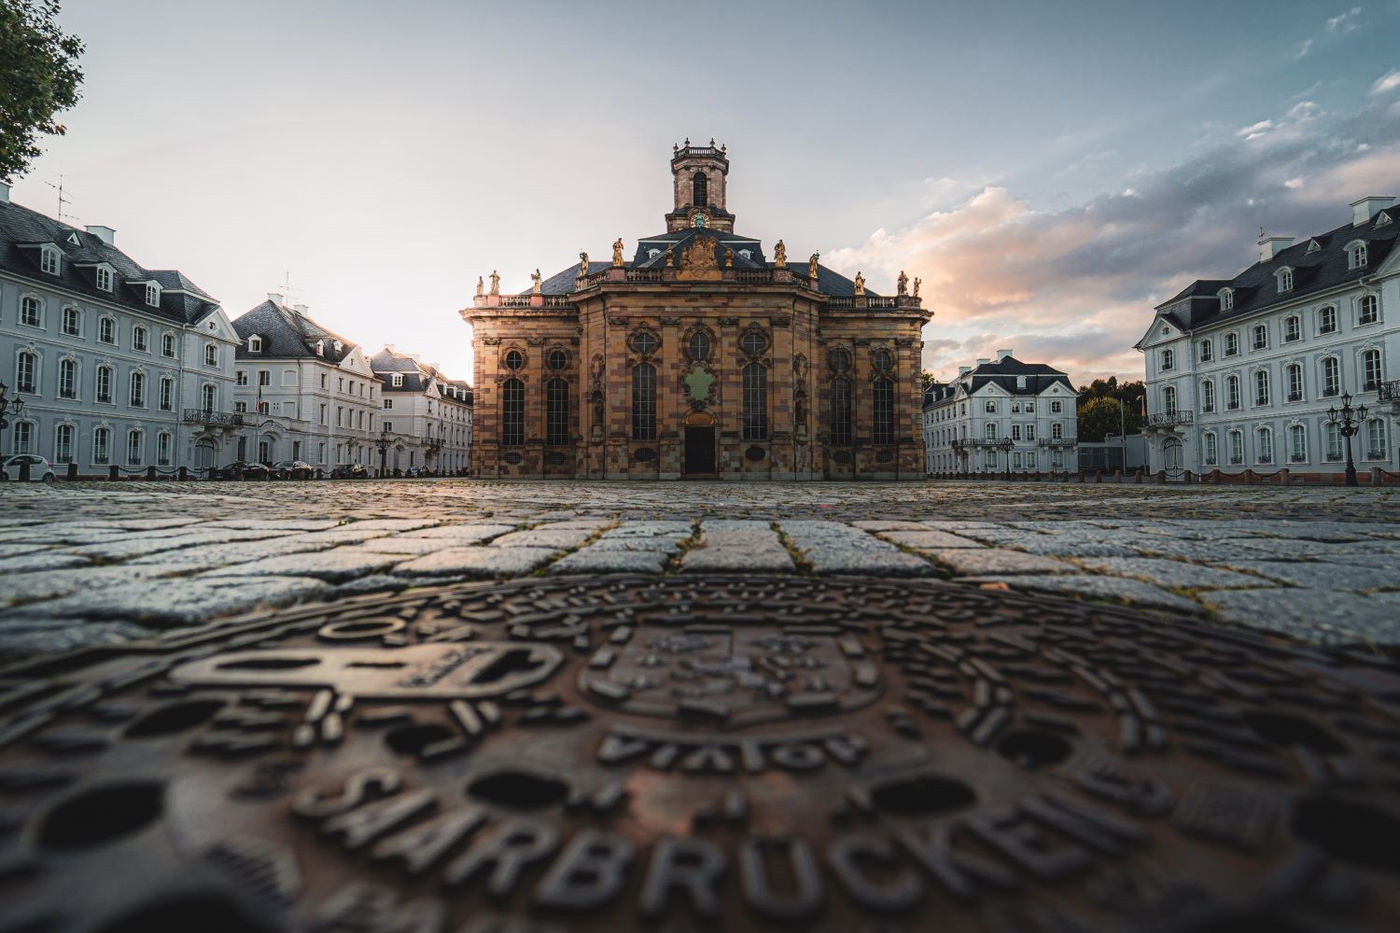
[723,247,735,269]
[531,268,543,294]
[913,277,921,298]
[488,270,500,296]
[897,270,908,296]
[475,275,483,298]
[665,245,675,266]
[578,251,589,277]
[808,253,819,280]
[773,239,787,268]
[612,238,625,267]
[853,271,865,296]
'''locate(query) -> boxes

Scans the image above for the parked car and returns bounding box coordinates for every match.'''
[215,460,270,480]
[270,459,312,480]
[1,454,56,483]
[330,463,368,479]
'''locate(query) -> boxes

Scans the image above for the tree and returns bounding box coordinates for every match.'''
[1076,381,1145,442]
[0,0,84,183]
[921,371,936,390]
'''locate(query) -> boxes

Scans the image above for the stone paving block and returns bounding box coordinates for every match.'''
[353,537,457,556]
[781,522,934,576]
[201,548,401,583]
[1,566,165,609]
[61,528,293,561]
[878,530,985,549]
[1076,557,1276,591]
[394,546,559,577]
[1213,560,1400,592]
[681,526,794,573]
[15,575,331,626]
[1199,588,1400,644]
[490,528,596,549]
[933,548,1077,576]
[122,535,346,574]
[0,552,91,574]
[533,519,616,531]
[850,520,930,531]
[329,575,414,598]
[600,521,694,538]
[962,575,1201,613]
[0,618,152,659]
[1013,539,1139,558]
[404,524,517,543]
[586,537,686,552]
[550,548,671,574]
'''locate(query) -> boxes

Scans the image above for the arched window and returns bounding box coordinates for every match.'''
[126,429,143,465]
[58,358,77,399]
[12,421,33,454]
[1289,424,1306,462]
[631,363,656,441]
[1277,268,1293,293]
[984,421,998,441]
[1161,349,1174,371]
[693,171,708,208]
[1199,339,1213,362]
[1226,375,1240,410]
[96,365,113,403]
[1203,432,1218,466]
[1359,294,1379,325]
[1224,333,1239,356]
[742,362,767,440]
[1362,349,1382,390]
[1228,430,1243,465]
[133,326,148,352]
[1253,370,1269,406]
[1286,363,1303,402]
[1284,316,1301,342]
[688,330,711,361]
[546,377,569,445]
[1220,289,1234,311]
[99,317,116,344]
[93,427,111,464]
[55,424,74,464]
[204,343,218,366]
[1318,306,1337,334]
[1325,422,1343,461]
[1321,357,1340,397]
[830,377,852,446]
[130,371,146,407]
[1201,379,1215,413]
[1366,419,1387,459]
[19,295,41,327]
[501,378,525,446]
[1162,386,1177,414]
[1349,242,1368,269]
[1251,325,1267,350]
[62,307,80,336]
[1257,427,1273,464]
[15,351,37,393]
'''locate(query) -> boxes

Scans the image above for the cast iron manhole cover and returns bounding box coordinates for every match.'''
[1,576,1398,932]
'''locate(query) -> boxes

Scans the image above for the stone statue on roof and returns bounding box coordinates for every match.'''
[666,245,675,266]
[723,247,735,268]
[897,270,908,296]
[475,276,483,298]
[531,269,543,294]
[489,270,500,295]
[809,253,819,280]
[913,277,921,298]
[853,271,866,296]
[578,251,589,277]
[774,240,787,268]
[612,238,625,267]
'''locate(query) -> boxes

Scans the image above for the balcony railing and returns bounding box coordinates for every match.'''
[1378,380,1400,402]
[1037,437,1077,447]
[421,436,442,449]
[183,409,244,427]
[1145,410,1194,428]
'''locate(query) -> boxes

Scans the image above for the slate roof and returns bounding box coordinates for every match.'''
[1156,207,1398,331]
[0,197,221,324]
[520,228,876,299]
[232,300,357,363]
[370,346,473,400]
[958,356,1075,395]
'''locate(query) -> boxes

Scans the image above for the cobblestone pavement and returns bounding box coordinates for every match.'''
[1,479,1398,656]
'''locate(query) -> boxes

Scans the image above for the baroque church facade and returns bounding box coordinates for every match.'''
[461,142,931,480]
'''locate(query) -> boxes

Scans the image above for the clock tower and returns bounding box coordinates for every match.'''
[665,138,735,233]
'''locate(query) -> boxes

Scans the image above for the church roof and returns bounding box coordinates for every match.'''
[232,300,358,362]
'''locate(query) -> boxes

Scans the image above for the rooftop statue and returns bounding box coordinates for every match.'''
[612,238,625,267]
[531,268,543,295]
[578,251,589,276]
[809,253,819,280]
[774,239,787,268]
[853,271,865,296]
[475,275,483,298]
[913,276,921,298]
[897,270,908,296]
[489,270,500,295]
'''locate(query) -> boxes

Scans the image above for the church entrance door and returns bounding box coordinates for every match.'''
[682,411,717,477]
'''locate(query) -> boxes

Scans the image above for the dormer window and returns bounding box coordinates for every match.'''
[1276,267,1293,293]
[333,340,342,354]
[392,373,404,387]
[248,335,263,353]
[315,340,324,356]
[647,248,661,260]
[1306,239,1322,253]
[1220,288,1234,311]
[1347,241,1368,269]
[40,246,61,275]
[95,265,113,291]
[738,249,752,261]
[145,283,160,307]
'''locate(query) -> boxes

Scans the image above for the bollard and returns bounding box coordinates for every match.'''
[1372,467,1383,486]
[178,466,188,481]
[147,466,156,480]
[67,462,78,481]
[1184,470,1195,483]
[108,465,119,481]
[1156,470,1166,483]
[18,460,31,482]
[1210,469,1221,483]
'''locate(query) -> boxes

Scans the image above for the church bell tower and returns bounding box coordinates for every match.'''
[665,138,735,233]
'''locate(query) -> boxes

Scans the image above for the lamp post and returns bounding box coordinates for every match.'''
[375,428,391,479]
[1327,391,1367,487]
[998,436,1014,481]
[0,381,24,470]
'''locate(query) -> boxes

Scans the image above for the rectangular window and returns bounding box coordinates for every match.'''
[96,266,112,291]
[99,318,115,344]
[1025,424,1035,441]
[157,433,172,466]
[503,379,526,445]
[1050,400,1062,413]
[830,379,852,446]
[20,296,41,327]
[1326,423,1343,461]
[1011,424,1021,441]
[873,379,895,445]
[742,363,768,441]
[159,378,174,412]
[13,422,32,454]
[55,424,74,464]
[41,249,59,275]
[93,428,110,464]
[630,365,656,442]
[127,431,143,465]
[282,369,297,386]
[546,378,570,445]
[62,307,80,336]
[258,370,270,386]
[236,370,248,386]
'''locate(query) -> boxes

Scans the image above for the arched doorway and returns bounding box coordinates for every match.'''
[683,410,716,477]
[195,439,216,473]
[1162,437,1184,479]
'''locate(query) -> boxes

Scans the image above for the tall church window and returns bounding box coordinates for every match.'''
[693,172,708,208]
[632,363,656,440]
[830,378,852,446]
[742,363,767,440]
[546,378,569,445]
[502,378,524,446]
[873,378,894,445]
[688,330,711,361]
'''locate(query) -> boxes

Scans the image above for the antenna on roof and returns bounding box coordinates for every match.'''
[276,271,303,306]
[43,173,75,224]
[1259,226,1266,239]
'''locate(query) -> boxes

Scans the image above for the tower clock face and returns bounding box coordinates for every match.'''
[691,212,708,228]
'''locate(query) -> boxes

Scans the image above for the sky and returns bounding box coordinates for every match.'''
[9,0,1400,386]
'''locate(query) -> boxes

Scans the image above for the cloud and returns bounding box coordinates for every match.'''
[1326,6,1362,33]
[1293,38,1314,61]
[1371,68,1400,96]
[825,94,1400,385]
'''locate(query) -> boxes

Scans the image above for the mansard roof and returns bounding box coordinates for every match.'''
[1155,209,1397,331]
[0,197,220,324]
[232,300,357,363]
[961,356,1075,395]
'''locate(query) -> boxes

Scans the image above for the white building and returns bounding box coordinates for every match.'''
[369,346,473,475]
[1136,195,1399,478]
[923,350,1079,475]
[230,297,380,472]
[0,183,241,474]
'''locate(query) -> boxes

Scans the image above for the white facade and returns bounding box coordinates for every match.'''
[370,347,472,475]
[923,350,1079,475]
[1138,197,1398,477]
[1,187,241,474]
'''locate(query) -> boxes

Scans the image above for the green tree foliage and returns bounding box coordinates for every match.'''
[921,371,936,390]
[1076,376,1145,441]
[0,0,84,182]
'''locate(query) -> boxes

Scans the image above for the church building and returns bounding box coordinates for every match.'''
[461,142,931,479]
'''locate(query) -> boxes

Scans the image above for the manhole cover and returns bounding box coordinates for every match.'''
[1,576,1398,932]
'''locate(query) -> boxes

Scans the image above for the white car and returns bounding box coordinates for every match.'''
[2,454,56,482]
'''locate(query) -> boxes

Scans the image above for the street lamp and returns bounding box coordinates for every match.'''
[375,428,391,478]
[998,436,1014,481]
[1327,391,1368,487]
[0,381,24,467]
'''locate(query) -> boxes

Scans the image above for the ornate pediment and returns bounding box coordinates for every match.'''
[679,235,722,280]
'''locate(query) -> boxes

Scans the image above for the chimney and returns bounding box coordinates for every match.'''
[0,182,10,204]
[293,303,308,315]
[995,348,1013,360]
[1351,195,1395,227]
[958,366,972,376]
[85,225,116,246]
[1258,235,1294,262]
[976,358,990,366]
[267,292,284,305]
